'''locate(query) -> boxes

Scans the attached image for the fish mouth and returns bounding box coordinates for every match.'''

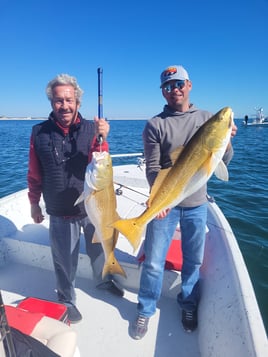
[221,107,233,128]
[94,151,109,162]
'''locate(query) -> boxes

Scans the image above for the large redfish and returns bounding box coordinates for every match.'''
[112,107,233,251]
[75,151,126,279]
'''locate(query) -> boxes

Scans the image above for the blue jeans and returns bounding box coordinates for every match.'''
[137,203,207,317]
[49,215,104,305]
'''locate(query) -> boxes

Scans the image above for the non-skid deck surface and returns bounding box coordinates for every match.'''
[1,261,200,357]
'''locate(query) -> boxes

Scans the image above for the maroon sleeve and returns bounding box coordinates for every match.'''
[27,134,42,204]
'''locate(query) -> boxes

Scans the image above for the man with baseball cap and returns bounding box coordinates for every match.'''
[130,65,237,339]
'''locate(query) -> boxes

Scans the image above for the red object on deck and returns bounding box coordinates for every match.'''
[17,297,68,324]
[165,239,183,271]
[5,305,44,335]
[139,238,183,271]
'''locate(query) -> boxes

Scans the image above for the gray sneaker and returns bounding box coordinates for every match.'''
[130,315,149,340]
[181,309,197,332]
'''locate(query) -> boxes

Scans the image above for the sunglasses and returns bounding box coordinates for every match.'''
[163,80,186,93]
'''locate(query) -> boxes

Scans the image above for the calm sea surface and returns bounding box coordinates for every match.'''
[0,119,268,333]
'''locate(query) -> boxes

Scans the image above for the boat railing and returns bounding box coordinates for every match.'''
[111,152,143,158]
[111,152,145,168]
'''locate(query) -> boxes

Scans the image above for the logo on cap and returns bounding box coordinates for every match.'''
[163,67,177,78]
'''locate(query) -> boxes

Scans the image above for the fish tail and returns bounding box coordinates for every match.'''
[102,253,127,279]
[74,191,85,206]
[112,218,144,252]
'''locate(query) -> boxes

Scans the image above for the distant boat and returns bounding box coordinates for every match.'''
[243,107,268,126]
[1,154,268,356]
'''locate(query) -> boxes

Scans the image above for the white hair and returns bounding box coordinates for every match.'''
[46,74,84,104]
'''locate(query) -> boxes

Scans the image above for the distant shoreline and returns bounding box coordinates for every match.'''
[0,117,46,121]
[0,117,148,121]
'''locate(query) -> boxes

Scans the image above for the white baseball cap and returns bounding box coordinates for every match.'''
[160,65,189,87]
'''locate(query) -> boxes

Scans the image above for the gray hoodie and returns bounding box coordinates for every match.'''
[142,104,233,207]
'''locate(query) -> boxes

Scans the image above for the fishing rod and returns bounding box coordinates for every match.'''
[97,67,103,145]
[0,290,16,357]
[114,181,149,198]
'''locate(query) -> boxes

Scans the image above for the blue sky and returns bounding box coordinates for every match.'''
[1,0,267,119]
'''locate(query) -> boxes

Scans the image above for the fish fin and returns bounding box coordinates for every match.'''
[74,188,96,206]
[102,252,127,279]
[112,218,144,252]
[74,192,85,206]
[214,160,229,181]
[202,152,229,182]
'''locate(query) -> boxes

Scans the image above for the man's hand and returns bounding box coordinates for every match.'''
[31,203,44,224]
[226,114,237,151]
[146,197,171,220]
[94,117,110,141]
[231,122,237,138]
[156,208,171,219]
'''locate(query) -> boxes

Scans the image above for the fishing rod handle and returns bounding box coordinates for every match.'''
[97,67,103,144]
[97,67,103,119]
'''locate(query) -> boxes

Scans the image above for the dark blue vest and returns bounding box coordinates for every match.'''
[32,115,95,216]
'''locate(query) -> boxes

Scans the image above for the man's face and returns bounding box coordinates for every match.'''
[51,85,80,127]
[162,79,192,111]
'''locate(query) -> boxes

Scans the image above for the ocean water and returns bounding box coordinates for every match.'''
[0,118,268,334]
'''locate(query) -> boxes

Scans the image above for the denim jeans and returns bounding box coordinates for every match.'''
[49,215,104,305]
[137,203,207,317]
